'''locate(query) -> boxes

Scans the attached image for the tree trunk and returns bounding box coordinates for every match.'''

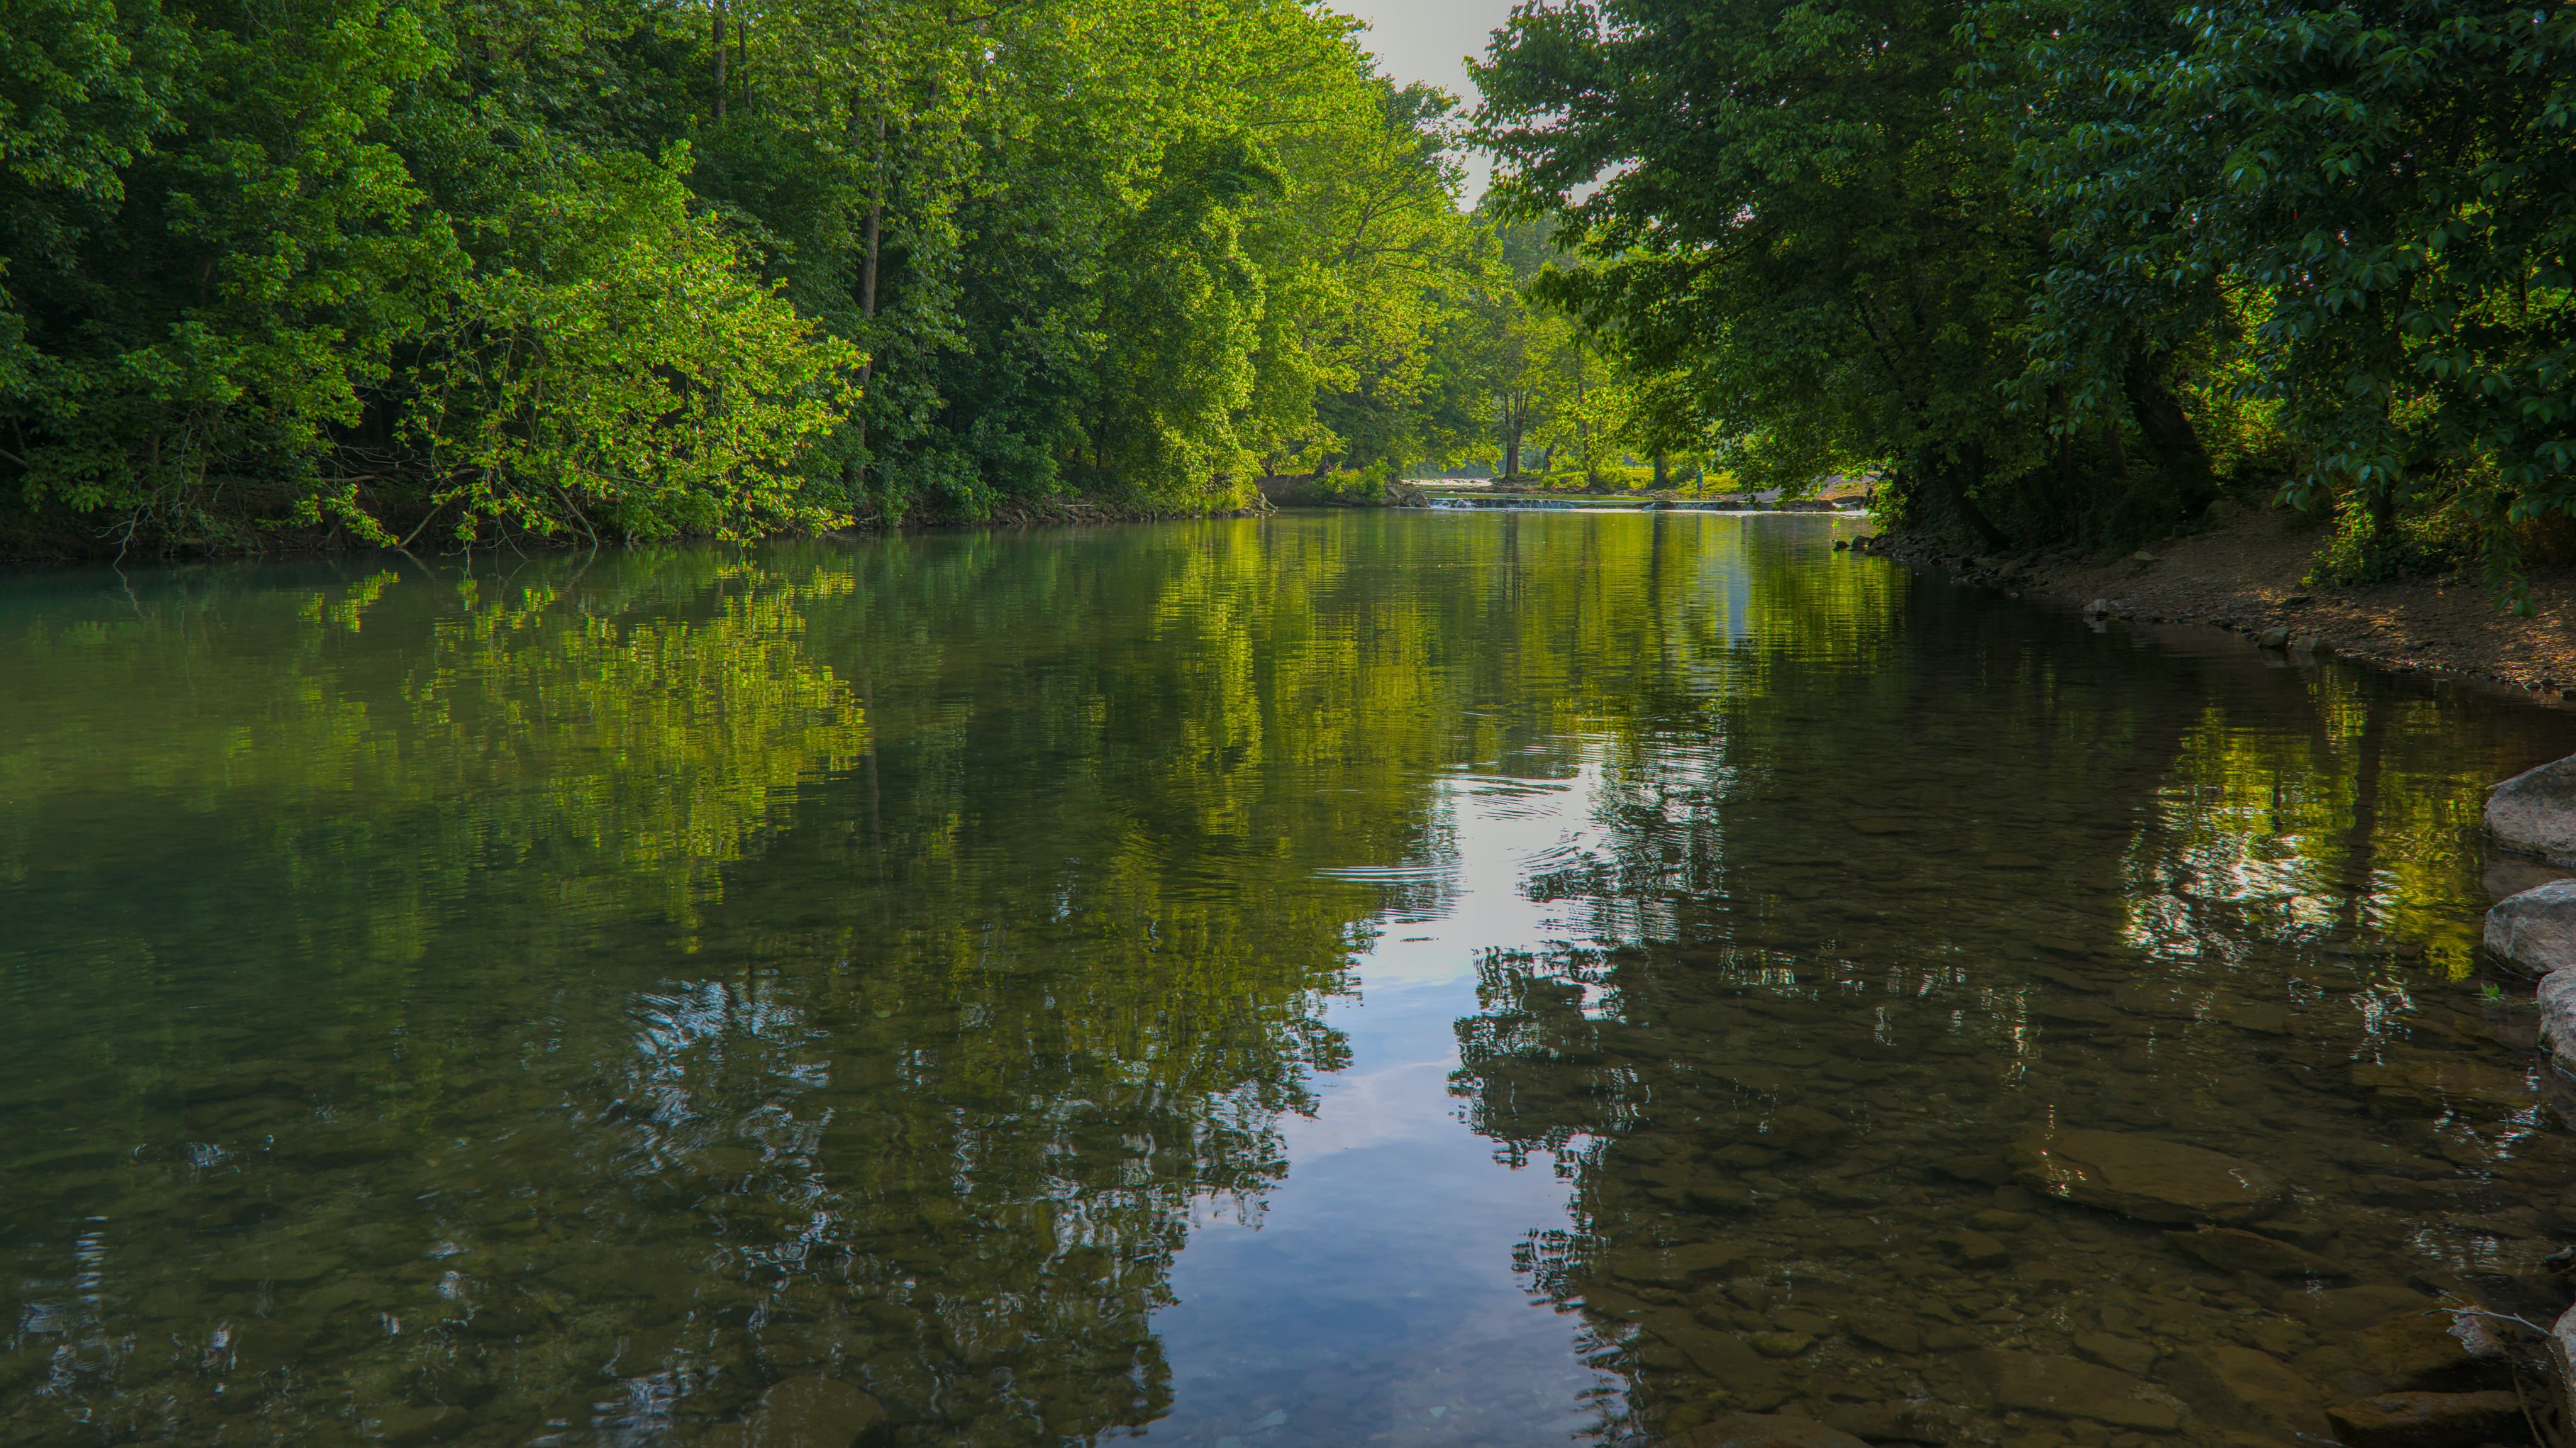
[2124,359,2207,477]
[2367,482,2396,541]
[712,1,726,118]
[1940,449,2009,550]
[1653,451,1668,490]
[860,120,884,326]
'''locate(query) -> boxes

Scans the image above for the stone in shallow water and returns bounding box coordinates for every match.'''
[1939,1229,2010,1267]
[2487,754,2576,864]
[2540,971,2576,1071]
[1679,1413,1872,1448]
[2485,879,2576,973]
[2013,1127,2284,1224]
[1606,1240,1748,1286]
[2274,1286,2434,1334]
[2070,1331,2156,1376]
[1818,1400,1962,1445]
[2159,1343,2327,1437]
[1845,1312,1923,1355]
[1643,1318,1787,1408]
[2163,1225,2344,1277]
[2296,1313,2495,1400]
[2324,1390,2523,1448]
[2348,1058,2532,1108]
[1983,1351,2187,1430]
[743,1378,884,1448]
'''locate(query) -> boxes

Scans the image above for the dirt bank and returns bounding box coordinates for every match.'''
[1879,507,2576,704]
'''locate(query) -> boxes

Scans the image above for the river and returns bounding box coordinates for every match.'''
[2,510,2571,1447]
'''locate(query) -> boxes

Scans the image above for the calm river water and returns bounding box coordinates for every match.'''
[4,511,2574,1448]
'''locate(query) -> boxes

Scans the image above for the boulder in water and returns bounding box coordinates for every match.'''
[2014,1127,2284,1224]
[2488,754,2576,864]
[2485,878,2576,973]
[2542,971,2576,1071]
[2164,1225,2343,1277]
[2324,1391,2523,1448]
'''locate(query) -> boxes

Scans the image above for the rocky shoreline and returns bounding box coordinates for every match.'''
[1850,509,2576,702]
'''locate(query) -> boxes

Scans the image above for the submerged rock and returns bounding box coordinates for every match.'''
[2014,1127,2284,1224]
[1984,1351,2187,1429]
[1679,1413,1872,1448]
[2348,1057,2534,1108]
[2160,1343,2327,1438]
[743,1378,884,1448]
[2488,754,2576,864]
[2277,1286,2435,1334]
[1939,1229,2011,1267]
[2164,1225,2344,1278]
[2070,1330,2158,1376]
[2296,1313,2496,1400]
[2485,879,2576,974]
[1817,1400,1962,1445]
[2324,1390,2522,1448]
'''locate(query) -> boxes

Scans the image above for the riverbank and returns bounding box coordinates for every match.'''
[1876,506,2576,702]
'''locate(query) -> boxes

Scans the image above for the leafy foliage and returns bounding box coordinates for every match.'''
[0,0,1503,555]
[1474,0,2576,592]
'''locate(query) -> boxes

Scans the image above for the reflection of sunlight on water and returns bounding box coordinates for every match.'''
[1146,748,1626,1446]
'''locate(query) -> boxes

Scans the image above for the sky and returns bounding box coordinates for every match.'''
[1333,0,1519,203]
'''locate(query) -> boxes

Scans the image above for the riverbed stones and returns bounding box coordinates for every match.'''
[1939,1229,2010,1267]
[2295,1313,2493,1400]
[2277,1286,2434,1335]
[2486,878,2576,975]
[1679,1413,1872,1448]
[2348,1057,2533,1108]
[2013,1128,2284,1224]
[2163,1225,2343,1278]
[743,1378,884,1448]
[2159,1343,2327,1437]
[1983,1351,2187,1430]
[2492,755,2576,863]
[1607,1241,1748,1286]
[1847,1312,1923,1355]
[2071,1332,2158,1376]
[2324,1391,2523,1448]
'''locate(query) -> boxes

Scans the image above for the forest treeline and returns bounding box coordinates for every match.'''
[1,0,1631,557]
[1477,0,2574,592]
[7,0,2568,580]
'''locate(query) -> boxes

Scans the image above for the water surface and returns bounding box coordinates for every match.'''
[3,511,2572,1447]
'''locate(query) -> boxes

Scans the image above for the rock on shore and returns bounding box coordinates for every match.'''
[2489,756,2576,864]
[2488,878,2576,975]
[2541,972,2576,1073]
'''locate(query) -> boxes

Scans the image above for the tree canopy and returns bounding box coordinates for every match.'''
[1475,0,2576,593]
[0,0,1565,555]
